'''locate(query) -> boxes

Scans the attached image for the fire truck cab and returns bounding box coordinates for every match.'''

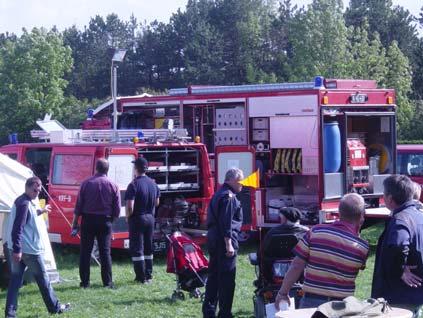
[0,126,213,250]
[86,77,396,230]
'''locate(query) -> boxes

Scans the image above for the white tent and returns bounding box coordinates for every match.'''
[0,154,34,212]
[0,153,59,283]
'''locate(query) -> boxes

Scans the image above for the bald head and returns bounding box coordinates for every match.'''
[339,193,365,223]
[96,158,109,174]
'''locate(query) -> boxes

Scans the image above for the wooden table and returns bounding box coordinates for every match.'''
[275,307,413,318]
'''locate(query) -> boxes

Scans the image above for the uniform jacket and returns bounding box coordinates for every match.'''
[371,201,423,304]
[206,183,243,250]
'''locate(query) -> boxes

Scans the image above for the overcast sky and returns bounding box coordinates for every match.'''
[0,0,421,35]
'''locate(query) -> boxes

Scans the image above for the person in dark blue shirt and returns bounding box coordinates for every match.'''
[202,168,243,318]
[125,157,160,284]
[372,175,423,318]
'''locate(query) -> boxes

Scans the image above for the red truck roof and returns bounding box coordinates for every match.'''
[398,144,423,151]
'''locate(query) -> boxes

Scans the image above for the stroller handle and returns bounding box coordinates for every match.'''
[159,218,183,234]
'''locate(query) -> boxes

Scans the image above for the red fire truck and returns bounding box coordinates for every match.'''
[0,127,213,250]
[85,77,397,234]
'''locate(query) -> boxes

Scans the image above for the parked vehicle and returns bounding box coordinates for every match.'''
[0,126,214,251]
[85,77,397,232]
[397,144,423,190]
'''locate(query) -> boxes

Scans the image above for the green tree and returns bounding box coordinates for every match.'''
[0,32,17,47]
[404,100,423,141]
[288,0,350,81]
[268,0,298,82]
[345,0,419,100]
[135,20,185,90]
[63,14,137,100]
[345,0,392,46]
[0,28,72,143]
[412,38,423,100]
[170,0,225,85]
[346,21,387,84]
[383,41,413,139]
[149,0,279,86]
[412,7,423,99]
[211,0,277,84]
[345,0,418,56]
[119,15,144,95]
[55,96,96,129]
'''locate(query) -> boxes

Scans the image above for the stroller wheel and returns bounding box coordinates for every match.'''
[172,290,185,301]
[189,288,202,299]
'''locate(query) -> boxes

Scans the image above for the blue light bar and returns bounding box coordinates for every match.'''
[87,108,94,119]
[314,76,325,89]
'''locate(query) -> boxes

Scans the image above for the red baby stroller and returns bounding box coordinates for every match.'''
[165,227,208,301]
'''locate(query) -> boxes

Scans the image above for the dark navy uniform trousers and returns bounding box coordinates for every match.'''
[202,244,237,318]
[128,214,154,282]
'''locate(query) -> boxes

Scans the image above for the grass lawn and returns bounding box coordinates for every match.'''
[0,224,384,318]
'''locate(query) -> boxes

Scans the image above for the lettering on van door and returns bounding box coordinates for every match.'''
[58,194,71,203]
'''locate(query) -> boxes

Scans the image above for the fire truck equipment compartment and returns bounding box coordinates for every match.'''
[324,173,344,199]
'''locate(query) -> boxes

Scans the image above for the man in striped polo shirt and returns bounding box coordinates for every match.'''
[275,193,369,309]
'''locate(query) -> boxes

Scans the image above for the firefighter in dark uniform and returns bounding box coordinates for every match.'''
[202,168,244,318]
[125,157,160,284]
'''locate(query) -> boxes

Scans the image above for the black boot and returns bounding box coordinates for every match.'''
[133,260,145,283]
[145,258,153,281]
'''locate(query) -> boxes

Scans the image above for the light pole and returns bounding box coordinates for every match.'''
[111,49,127,141]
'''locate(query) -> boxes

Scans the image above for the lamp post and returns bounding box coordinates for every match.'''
[111,49,127,141]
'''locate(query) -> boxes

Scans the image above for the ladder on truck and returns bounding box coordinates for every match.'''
[30,118,190,143]
[80,129,190,143]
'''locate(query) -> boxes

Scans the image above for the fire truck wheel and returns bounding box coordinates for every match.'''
[253,294,266,318]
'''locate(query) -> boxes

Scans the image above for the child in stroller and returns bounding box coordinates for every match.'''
[164,220,208,301]
[249,207,308,317]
